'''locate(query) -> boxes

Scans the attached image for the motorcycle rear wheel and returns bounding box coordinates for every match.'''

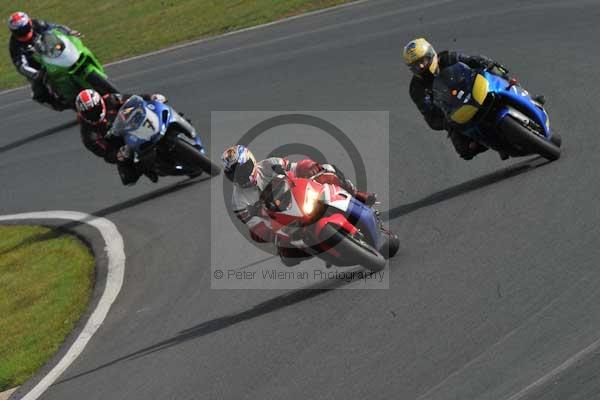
[87,72,119,95]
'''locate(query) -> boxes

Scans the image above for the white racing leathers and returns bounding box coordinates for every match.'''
[231,157,297,243]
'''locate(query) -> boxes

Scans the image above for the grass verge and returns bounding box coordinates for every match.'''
[0,225,94,391]
[0,0,351,90]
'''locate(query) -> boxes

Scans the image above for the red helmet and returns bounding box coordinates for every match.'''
[75,89,106,124]
[8,12,33,42]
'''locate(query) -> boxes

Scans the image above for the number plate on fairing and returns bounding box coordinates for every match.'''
[128,107,160,141]
[322,184,352,212]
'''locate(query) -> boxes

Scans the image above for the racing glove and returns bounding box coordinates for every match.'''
[31,70,43,82]
[295,159,322,178]
[151,94,167,103]
[116,146,131,163]
[491,62,510,77]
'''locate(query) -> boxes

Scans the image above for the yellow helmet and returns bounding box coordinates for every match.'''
[403,38,438,76]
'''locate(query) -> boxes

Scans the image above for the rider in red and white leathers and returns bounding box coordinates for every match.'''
[222,145,380,265]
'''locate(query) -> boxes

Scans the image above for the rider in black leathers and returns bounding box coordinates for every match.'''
[403,38,537,160]
[8,11,81,110]
[74,89,168,185]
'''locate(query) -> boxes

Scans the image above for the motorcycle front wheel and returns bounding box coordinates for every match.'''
[169,137,221,177]
[318,224,386,272]
[499,116,561,161]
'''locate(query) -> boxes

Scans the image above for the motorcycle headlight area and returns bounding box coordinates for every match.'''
[303,185,320,215]
[50,42,65,57]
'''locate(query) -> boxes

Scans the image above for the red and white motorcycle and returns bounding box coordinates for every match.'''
[259,172,399,271]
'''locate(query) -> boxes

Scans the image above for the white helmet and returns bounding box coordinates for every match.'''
[221,145,256,186]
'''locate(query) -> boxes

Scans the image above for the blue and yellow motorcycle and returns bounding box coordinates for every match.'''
[432,62,561,161]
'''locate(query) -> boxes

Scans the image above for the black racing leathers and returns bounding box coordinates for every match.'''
[79,93,129,163]
[9,19,74,107]
[409,50,501,159]
[79,93,157,185]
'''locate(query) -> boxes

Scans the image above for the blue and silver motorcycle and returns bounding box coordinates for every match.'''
[432,62,561,161]
[111,95,220,181]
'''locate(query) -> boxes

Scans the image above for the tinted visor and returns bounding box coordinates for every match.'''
[82,106,104,123]
[12,23,32,39]
[409,56,432,75]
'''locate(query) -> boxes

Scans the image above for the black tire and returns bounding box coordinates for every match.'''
[380,233,400,260]
[171,138,221,176]
[550,132,562,147]
[87,72,119,95]
[499,116,561,161]
[319,224,386,272]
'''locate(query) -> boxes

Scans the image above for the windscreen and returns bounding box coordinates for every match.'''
[261,177,292,212]
[34,31,65,58]
[432,62,477,117]
[111,96,147,135]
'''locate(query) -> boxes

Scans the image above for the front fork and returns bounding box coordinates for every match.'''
[171,112,206,154]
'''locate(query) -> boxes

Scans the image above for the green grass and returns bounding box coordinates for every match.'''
[1,0,350,90]
[0,225,94,391]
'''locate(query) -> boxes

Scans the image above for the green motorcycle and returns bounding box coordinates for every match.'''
[32,28,118,109]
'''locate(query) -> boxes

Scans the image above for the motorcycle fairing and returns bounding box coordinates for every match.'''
[484,71,552,139]
[38,31,80,67]
[345,197,381,249]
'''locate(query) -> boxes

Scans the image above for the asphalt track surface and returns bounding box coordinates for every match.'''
[2,0,600,398]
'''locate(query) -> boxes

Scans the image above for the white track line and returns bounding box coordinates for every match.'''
[106,0,372,67]
[111,0,455,83]
[0,211,125,400]
[505,336,600,400]
[0,0,371,97]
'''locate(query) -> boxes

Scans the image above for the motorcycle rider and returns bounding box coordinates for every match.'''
[8,11,81,110]
[403,38,542,160]
[74,89,167,185]
[221,145,396,266]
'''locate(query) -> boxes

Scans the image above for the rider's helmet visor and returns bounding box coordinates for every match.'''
[13,23,32,40]
[83,106,104,123]
[409,56,432,75]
